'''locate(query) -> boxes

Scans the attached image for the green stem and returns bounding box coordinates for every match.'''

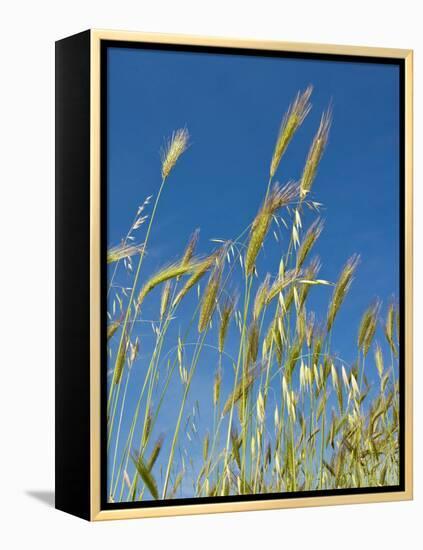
[162,330,208,498]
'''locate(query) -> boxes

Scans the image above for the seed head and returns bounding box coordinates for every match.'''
[296,218,324,270]
[253,274,271,321]
[107,243,144,264]
[245,181,299,275]
[270,86,313,178]
[160,281,171,320]
[246,321,260,366]
[385,303,398,357]
[213,369,222,406]
[300,108,332,199]
[218,296,235,353]
[161,128,190,179]
[182,228,200,267]
[172,251,219,308]
[198,261,223,333]
[138,258,200,309]
[327,254,359,332]
[358,300,380,356]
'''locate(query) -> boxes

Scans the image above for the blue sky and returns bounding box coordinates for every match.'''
[106,46,400,499]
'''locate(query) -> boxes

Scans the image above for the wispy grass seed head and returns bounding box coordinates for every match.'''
[107,243,144,264]
[161,128,190,179]
[266,268,298,306]
[374,342,384,378]
[300,108,332,199]
[222,365,260,416]
[182,228,200,267]
[213,369,222,406]
[296,218,324,270]
[198,262,223,333]
[298,257,321,310]
[270,86,313,178]
[253,274,270,321]
[137,258,201,309]
[246,181,299,275]
[327,254,359,332]
[385,303,398,357]
[218,296,236,353]
[265,317,284,364]
[160,281,172,320]
[358,300,380,356]
[113,332,129,385]
[107,320,120,341]
[246,321,260,366]
[172,251,219,308]
[147,435,164,471]
[305,311,316,348]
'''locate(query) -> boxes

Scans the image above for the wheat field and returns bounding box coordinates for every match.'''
[106,86,400,503]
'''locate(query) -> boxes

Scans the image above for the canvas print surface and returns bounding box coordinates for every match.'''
[105,45,401,505]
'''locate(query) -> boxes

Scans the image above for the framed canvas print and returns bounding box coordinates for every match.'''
[55,29,413,521]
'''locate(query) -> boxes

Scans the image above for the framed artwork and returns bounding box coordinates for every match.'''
[55,29,413,521]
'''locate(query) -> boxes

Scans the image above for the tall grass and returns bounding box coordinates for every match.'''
[106,87,400,502]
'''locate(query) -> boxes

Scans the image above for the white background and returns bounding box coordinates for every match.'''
[0,1,420,548]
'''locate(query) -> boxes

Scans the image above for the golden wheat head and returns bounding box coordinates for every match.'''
[327,254,360,331]
[270,86,313,178]
[245,181,299,275]
[300,108,332,199]
[161,128,190,179]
